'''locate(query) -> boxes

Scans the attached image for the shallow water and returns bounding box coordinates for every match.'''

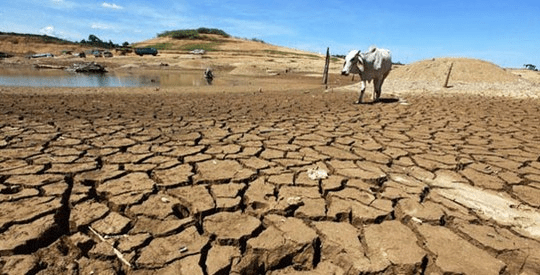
[0,68,216,88]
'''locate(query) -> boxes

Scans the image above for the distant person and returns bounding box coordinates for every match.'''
[204,68,214,85]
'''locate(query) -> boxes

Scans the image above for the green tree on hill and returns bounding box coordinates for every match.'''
[80,34,119,49]
[157,28,230,39]
[524,64,538,71]
[88,34,101,43]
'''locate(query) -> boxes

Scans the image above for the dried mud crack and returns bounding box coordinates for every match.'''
[0,89,540,274]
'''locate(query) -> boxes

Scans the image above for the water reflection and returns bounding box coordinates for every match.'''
[0,69,155,87]
[204,68,214,85]
[0,68,220,88]
[154,72,216,87]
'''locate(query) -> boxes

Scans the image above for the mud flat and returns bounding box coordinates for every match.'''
[0,82,539,275]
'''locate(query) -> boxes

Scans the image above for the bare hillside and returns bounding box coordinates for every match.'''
[134,34,309,54]
[0,34,91,55]
[0,32,340,77]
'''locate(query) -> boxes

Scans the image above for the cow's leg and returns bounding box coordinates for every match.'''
[356,80,366,104]
[372,78,380,102]
[375,78,383,101]
[376,72,390,101]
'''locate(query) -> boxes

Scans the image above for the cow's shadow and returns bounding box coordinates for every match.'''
[356,98,400,105]
[378,98,400,104]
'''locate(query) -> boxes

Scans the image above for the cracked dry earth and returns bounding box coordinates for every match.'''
[1,88,540,275]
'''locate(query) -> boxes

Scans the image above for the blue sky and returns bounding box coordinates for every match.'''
[1,0,538,68]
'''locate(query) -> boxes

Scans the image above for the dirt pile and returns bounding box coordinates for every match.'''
[390,58,520,83]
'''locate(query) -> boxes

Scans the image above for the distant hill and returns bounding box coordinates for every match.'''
[0,32,88,56]
[0,32,116,56]
[134,28,317,57]
[0,31,75,45]
[0,28,322,60]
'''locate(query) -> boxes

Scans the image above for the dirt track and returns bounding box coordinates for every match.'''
[1,85,540,274]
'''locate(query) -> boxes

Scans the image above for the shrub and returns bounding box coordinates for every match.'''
[251,38,265,43]
[157,28,230,39]
[158,30,200,39]
[196,28,230,37]
[79,34,119,49]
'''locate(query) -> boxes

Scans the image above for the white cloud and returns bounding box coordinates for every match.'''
[39,26,56,36]
[102,2,123,10]
[49,0,76,9]
[38,25,68,38]
[91,23,112,30]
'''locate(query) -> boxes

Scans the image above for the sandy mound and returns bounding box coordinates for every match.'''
[389,58,519,83]
[511,69,540,84]
[335,57,540,99]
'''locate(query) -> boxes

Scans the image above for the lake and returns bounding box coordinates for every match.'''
[0,68,215,88]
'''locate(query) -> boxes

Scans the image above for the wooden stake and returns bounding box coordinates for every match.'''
[88,226,132,268]
[322,47,330,85]
[443,62,454,88]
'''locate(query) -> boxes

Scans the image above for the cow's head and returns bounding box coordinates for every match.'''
[341,50,363,76]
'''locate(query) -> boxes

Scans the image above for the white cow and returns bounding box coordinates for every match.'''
[341,47,392,104]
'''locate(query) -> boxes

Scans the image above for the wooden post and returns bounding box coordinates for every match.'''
[322,47,330,85]
[443,62,454,88]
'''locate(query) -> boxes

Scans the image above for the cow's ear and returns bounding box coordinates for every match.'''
[356,51,363,64]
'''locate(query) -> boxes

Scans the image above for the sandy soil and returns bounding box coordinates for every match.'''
[1,36,540,274]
